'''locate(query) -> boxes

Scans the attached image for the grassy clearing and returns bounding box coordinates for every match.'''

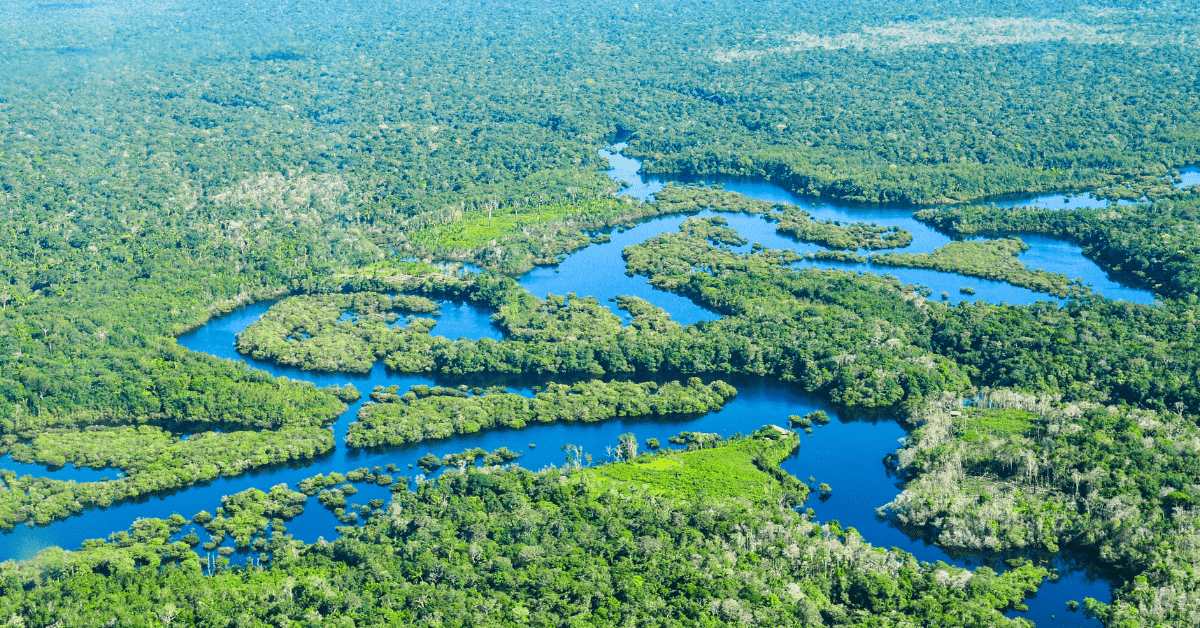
[960,408,1039,437]
[408,198,644,250]
[399,196,674,273]
[584,432,801,504]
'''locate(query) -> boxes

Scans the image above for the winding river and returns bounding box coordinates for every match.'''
[1,150,1165,626]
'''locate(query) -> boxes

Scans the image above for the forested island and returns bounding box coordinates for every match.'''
[0,0,1198,626]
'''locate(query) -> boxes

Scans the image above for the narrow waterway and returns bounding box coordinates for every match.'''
[603,146,1156,306]
[0,151,1152,626]
[190,302,1116,627]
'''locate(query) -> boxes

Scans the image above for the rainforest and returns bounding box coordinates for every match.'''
[0,0,1199,626]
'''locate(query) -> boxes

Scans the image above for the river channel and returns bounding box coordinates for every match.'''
[1,150,1161,626]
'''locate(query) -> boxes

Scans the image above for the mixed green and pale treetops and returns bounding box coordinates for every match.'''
[0,0,1198,625]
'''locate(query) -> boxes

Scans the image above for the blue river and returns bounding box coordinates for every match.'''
[0,149,1155,626]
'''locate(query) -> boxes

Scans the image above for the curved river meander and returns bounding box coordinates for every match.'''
[3,151,1180,626]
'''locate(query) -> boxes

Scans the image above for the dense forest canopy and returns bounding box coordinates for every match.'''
[0,0,1198,625]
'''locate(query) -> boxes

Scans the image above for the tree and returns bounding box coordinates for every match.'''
[618,433,639,461]
[561,443,587,469]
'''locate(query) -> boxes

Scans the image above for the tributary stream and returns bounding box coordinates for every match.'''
[2,149,1167,626]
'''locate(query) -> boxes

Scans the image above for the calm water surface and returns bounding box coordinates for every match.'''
[0,151,1140,626]
[604,147,1154,306]
[1180,166,1200,188]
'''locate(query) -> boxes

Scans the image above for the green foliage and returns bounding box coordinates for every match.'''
[654,184,913,250]
[589,429,807,505]
[873,238,1089,298]
[323,383,363,403]
[958,408,1038,437]
[885,393,1200,626]
[915,193,1200,298]
[204,485,308,550]
[438,446,522,470]
[415,453,442,474]
[788,411,829,429]
[928,298,1200,412]
[297,472,355,496]
[391,295,442,314]
[406,197,681,274]
[348,378,738,448]
[237,292,426,372]
[1,0,1199,623]
[780,218,913,252]
[0,431,1045,627]
[0,338,348,433]
[668,431,726,450]
[0,427,333,530]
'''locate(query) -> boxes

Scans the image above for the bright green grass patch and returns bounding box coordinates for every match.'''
[961,408,1039,436]
[409,198,640,250]
[355,259,444,275]
[585,433,800,504]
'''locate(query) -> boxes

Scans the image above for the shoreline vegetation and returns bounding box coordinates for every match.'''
[881,391,1200,624]
[0,429,1051,626]
[235,292,441,373]
[871,239,1090,299]
[348,378,738,448]
[799,238,1091,299]
[915,198,1200,298]
[652,185,915,250]
[170,209,1200,626]
[0,0,1199,624]
[0,427,336,531]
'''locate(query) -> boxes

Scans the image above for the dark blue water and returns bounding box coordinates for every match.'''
[0,455,117,482]
[427,300,505,341]
[604,147,1155,306]
[0,157,1144,625]
[518,218,721,325]
[985,164,1199,208]
[991,192,1131,210]
[0,296,1113,622]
